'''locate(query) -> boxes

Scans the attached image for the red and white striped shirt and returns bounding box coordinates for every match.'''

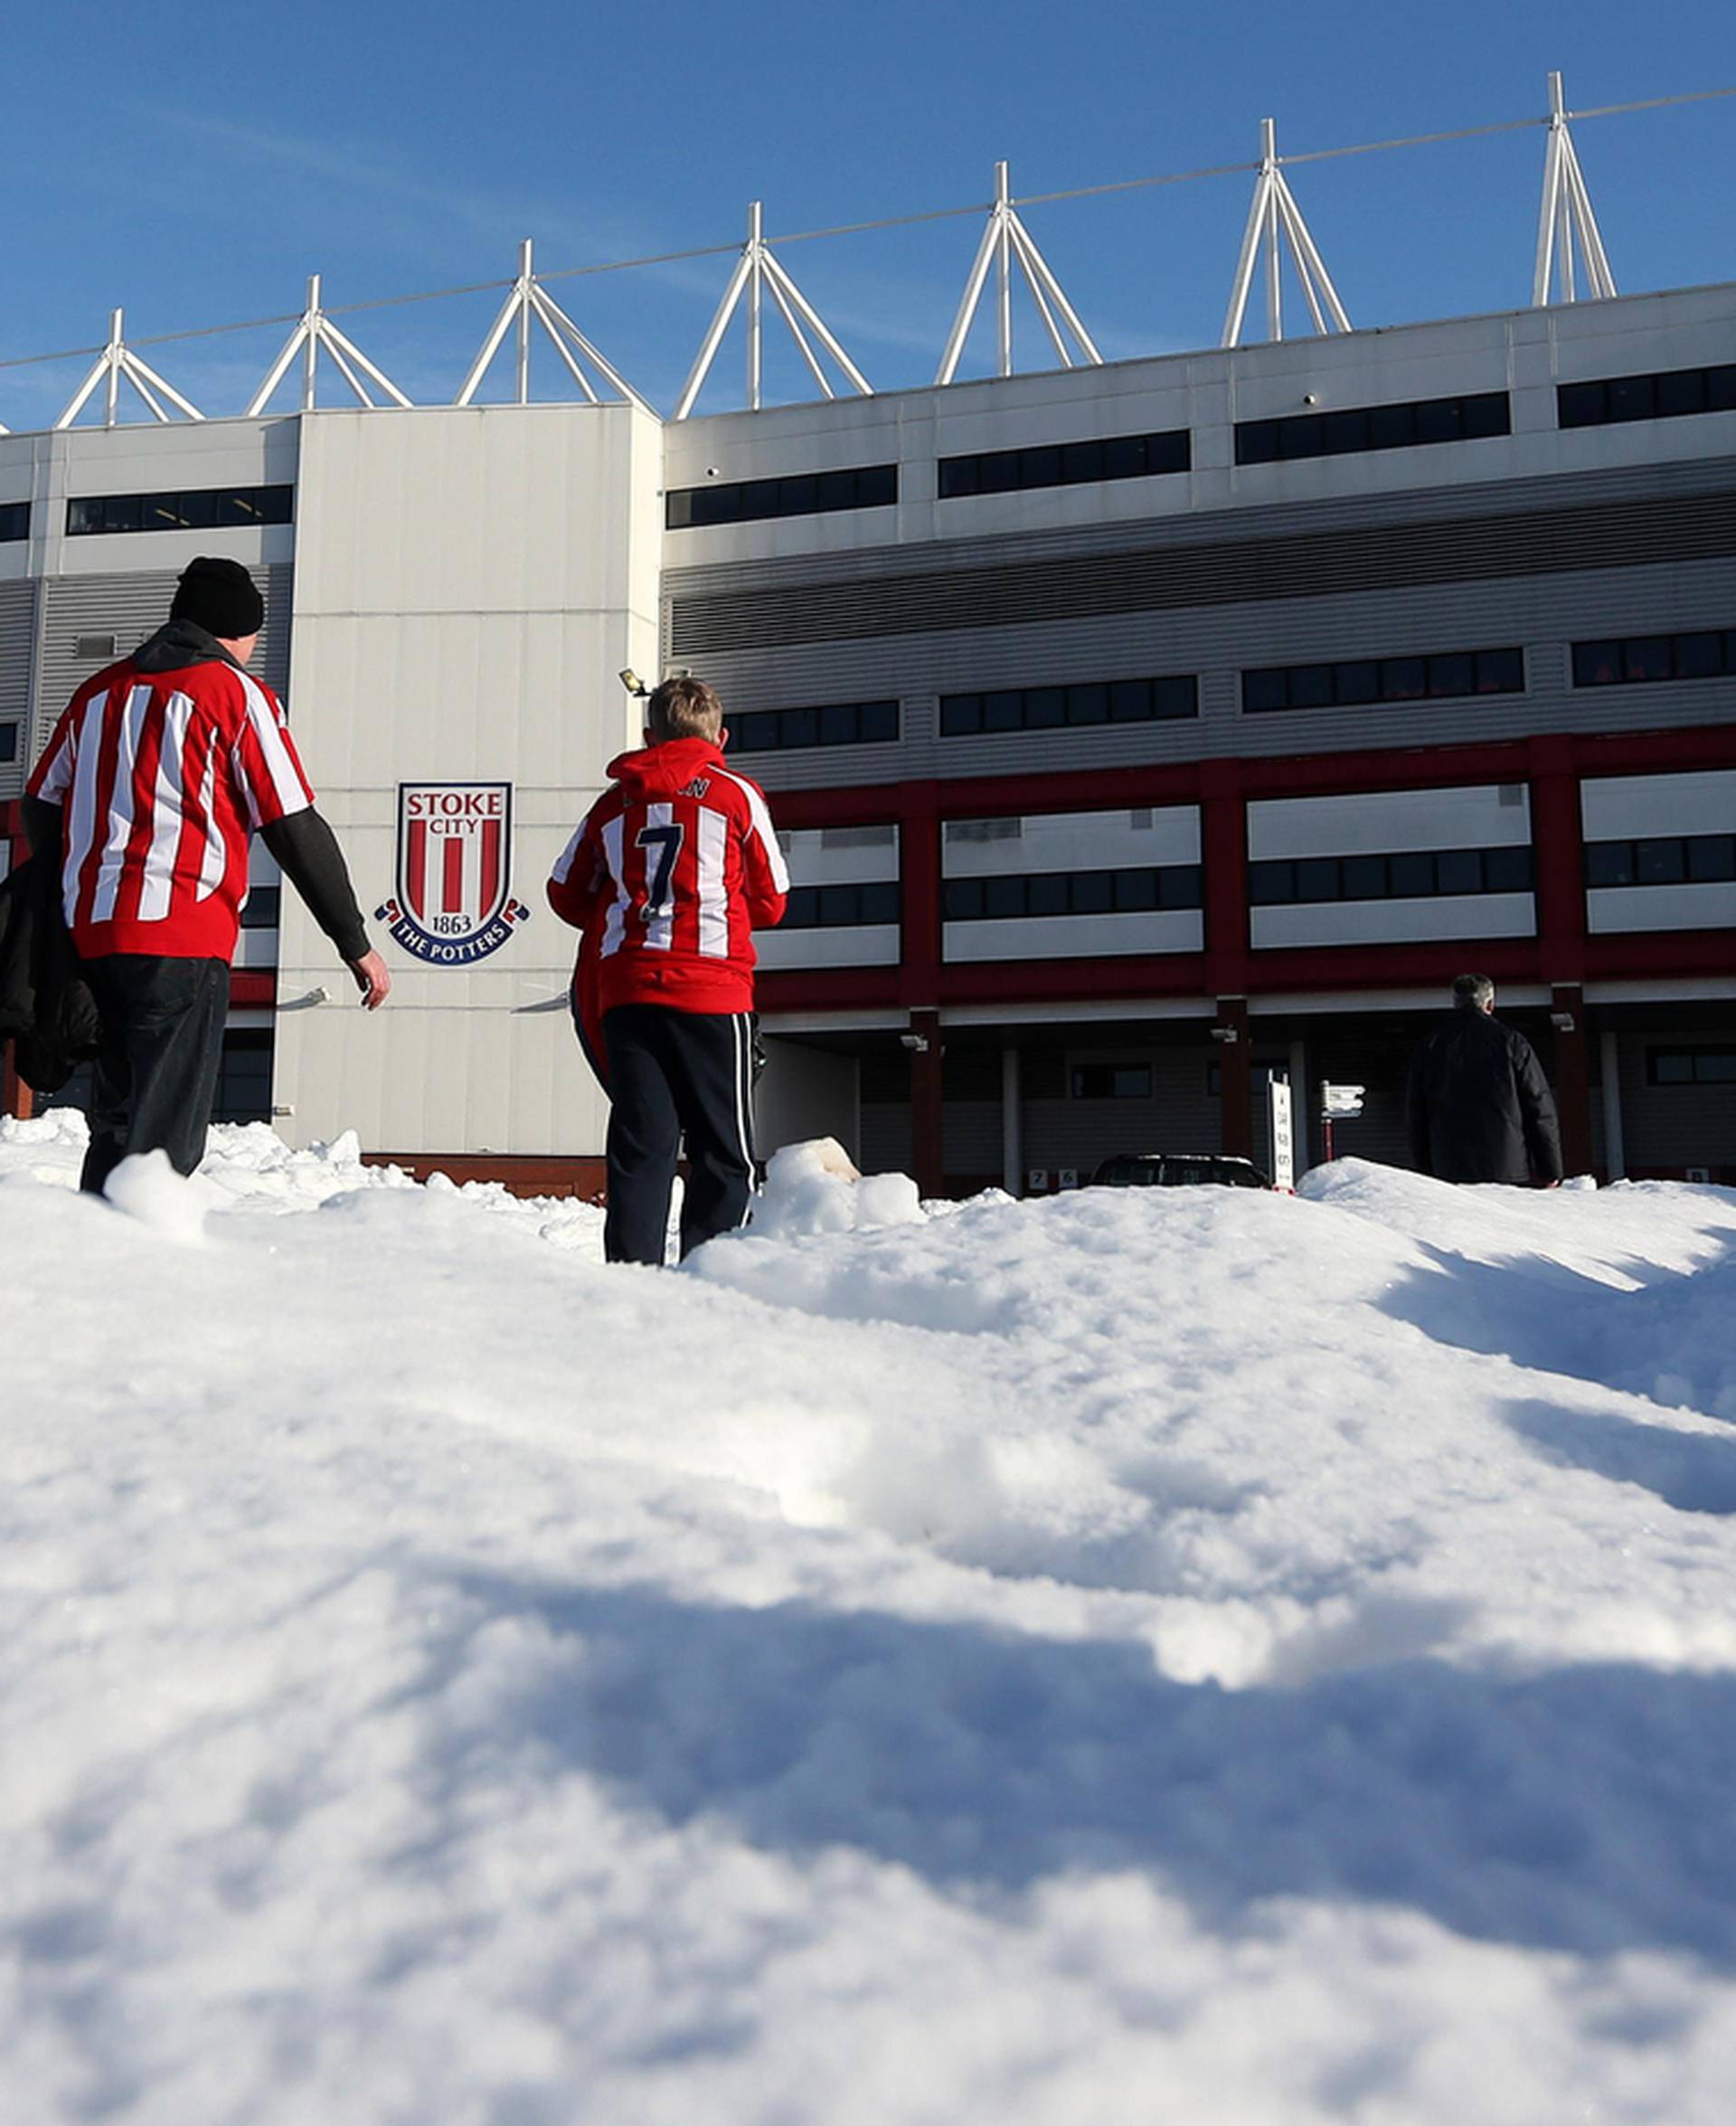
[28,647,314,960]
[548,736,788,1016]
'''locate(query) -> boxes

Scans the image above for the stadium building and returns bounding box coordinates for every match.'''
[5,103,1735,1193]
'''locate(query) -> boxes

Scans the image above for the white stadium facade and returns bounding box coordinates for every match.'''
[4,87,1735,1195]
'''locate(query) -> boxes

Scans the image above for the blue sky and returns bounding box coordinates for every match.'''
[4,0,1732,431]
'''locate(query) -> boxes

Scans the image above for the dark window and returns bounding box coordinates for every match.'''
[1688,835,1736,883]
[728,698,901,754]
[1334,660,1382,706]
[1235,391,1508,466]
[1555,359,1736,429]
[1388,851,1437,899]
[1295,856,1340,902]
[66,486,293,536]
[1647,1046,1736,1087]
[1341,854,1387,900]
[240,885,282,930]
[1252,845,1535,905]
[212,1031,273,1126]
[1427,652,1477,699]
[939,429,1189,500]
[1571,628,1736,689]
[1241,668,1290,714]
[665,463,897,529]
[1559,362,1736,430]
[1481,845,1534,894]
[1071,1063,1154,1100]
[0,500,29,543]
[1636,838,1687,885]
[1241,646,1524,714]
[778,879,902,930]
[943,865,1202,922]
[1287,665,1334,711]
[1556,380,1606,429]
[0,722,17,764]
[1584,841,1635,888]
[939,673,1196,738]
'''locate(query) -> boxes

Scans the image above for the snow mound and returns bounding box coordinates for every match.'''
[102,1148,212,1244]
[728,1136,925,1244]
[5,1130,1736,2121]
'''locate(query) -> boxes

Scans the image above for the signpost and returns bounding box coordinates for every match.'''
[1267,1074,1295,1192]
[1320,1082,1365,1163]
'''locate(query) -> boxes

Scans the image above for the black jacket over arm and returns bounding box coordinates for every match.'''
[1406,1009,1564,1186]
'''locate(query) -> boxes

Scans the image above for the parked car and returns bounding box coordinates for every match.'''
[1090,1152,1270,1190]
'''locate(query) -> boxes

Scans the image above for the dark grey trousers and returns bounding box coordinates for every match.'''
[80,955,230,1195]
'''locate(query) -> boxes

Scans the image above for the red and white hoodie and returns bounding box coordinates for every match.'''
[547,736,788,1018]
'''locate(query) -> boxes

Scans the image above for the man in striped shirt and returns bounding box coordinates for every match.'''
[24,556,389,1195]
[548,676,788,1263]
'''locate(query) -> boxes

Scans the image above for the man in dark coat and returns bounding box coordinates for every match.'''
[1406,973,1564,1186]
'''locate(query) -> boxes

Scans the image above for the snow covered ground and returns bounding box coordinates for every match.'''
[4,1115,1736,2124]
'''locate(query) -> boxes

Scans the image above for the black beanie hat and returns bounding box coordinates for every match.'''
[170,556,265,640]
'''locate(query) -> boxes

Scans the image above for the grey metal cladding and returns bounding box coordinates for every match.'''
[33,565,295,757]
[669,486,1736,656]
[0,581,37,800]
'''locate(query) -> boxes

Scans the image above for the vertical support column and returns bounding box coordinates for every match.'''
[1199,761,1250,1005]
[1599,1027,1626,1181]
[1002,1044,1023,1196]
[1529,734,1590,1171]
[1288,1036,1309,1174]
[1214,998,1252,1159]
[909,1010,944,1200]
[899,781,944,1200]
[1551,985,1591,1176]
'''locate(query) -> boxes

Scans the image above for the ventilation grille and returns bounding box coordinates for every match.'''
[34,566,295,757]
[669,490,1736,656]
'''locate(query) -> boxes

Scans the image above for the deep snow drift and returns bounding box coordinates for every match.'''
[4,1114,1736,2124]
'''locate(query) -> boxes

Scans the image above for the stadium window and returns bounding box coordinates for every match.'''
[665,462,898,529]
[1588,832,1736,890]
[1249,846,1535,904]
[778,880,902,931]
[1646,1045,1736,1087]
[1241,646,1524,713]
[1558,362,1736,430]
[942,865,1203,921]
[212,1031,273,1126]
[1571,629,1736,688]
[1234,391,1509,466]
[728,699,901,754]
[0,500,29,543]
[939,674,1197,737]
[1071,1063,1155,1100]
[0,722,17,763]
[937,428,1189,500]
[240,886,282,930]
[66,485,294,536]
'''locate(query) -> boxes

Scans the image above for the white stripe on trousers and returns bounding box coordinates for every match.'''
[731,1012,755,1225]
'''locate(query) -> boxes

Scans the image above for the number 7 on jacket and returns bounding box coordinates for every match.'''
[637,821,684,919]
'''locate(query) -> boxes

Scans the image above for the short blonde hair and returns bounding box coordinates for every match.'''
[647,676,723,742]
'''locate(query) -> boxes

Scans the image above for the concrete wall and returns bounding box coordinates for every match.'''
[272,403,664,1155]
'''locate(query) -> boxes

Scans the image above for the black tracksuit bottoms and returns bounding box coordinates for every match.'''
[602,1004,756,1266]
[80,954,231,1195]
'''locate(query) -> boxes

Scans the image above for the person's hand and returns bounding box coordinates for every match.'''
[347,949,391,1010]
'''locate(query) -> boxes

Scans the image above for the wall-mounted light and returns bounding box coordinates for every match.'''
[900,1033,930,1054]
[1551,1010,1577,1033]
[1209,1024,1241,1044]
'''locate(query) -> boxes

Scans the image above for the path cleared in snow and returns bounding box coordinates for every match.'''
[4,1116,1735,2124]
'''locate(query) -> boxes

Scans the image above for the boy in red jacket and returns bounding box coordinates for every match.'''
[549,676,788,1264]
